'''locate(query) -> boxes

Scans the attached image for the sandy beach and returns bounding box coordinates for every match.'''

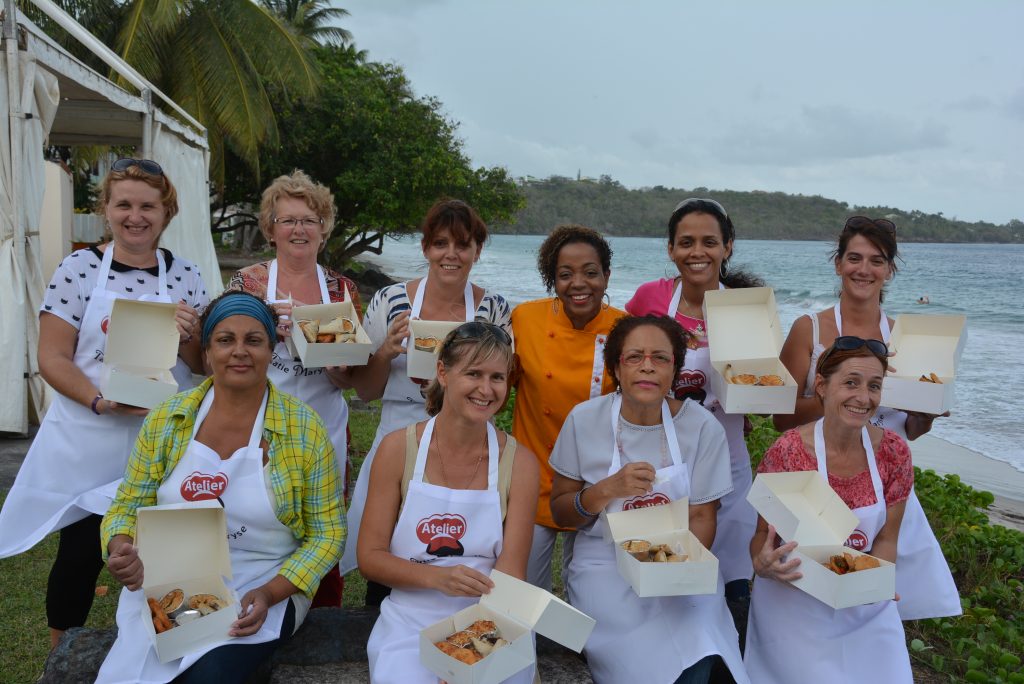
[912,434,1024,531]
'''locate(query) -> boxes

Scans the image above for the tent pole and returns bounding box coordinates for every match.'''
[4,0,25,265]
[142,87,152,158]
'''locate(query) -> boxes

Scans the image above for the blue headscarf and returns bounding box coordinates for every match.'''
[201,293,277,347]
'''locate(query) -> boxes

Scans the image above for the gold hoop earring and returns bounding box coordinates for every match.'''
[602,292,611,309]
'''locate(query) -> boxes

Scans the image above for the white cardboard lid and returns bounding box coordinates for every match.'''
[746,472,858,546]
[604,497,690,542]
[106,299,179,370]
[479,570,595,652]
[703,287,784,364]
[888,314,967,377]
[137,501,232,589]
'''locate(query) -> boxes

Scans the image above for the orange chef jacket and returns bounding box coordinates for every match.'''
[511,298,628,529]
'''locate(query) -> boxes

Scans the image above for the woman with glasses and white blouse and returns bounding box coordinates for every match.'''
[229,170,361,608]
[773,216,959,622]
[549,315,749,684]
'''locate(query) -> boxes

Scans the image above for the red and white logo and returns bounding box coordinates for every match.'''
[675,369,706,389]
[416,513,467,557]
[623,492,671,510]
[101,316,110,335]
[180,471,229,501]
[844,530,869,551]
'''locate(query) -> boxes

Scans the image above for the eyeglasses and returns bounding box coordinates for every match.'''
[619,351,674,368]
[111,158,164,176]
[449,321,513,347]
[673,197,728,217]
[844,216,897,235]
[819,336,889,366]
[273,217,324,229]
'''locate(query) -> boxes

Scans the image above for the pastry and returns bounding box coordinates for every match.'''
[316,332,335,343]
[414,336,440,353]
[621,539,652,560]
[918,373,943,384]
[667,553,688,562]
[653,549,669,563]
[757,374,784,386]
[822,552,881,574]
[319,316,355,335]
[466,620,498,639]
[297,320,318,343]
[446,630,476,648]
[853,555,881,571]
[470,636,494,656]
[732,373,758,385]
[147,597,174,633]
[187,593,228,616]
[158,588,185,616]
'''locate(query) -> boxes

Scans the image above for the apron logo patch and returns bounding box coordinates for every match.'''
[844,530,869,551]
[180,471,229,501]
[623,492,671,510]
[416,513,467,557]
[675,369,706,389]
[101,316,110,335]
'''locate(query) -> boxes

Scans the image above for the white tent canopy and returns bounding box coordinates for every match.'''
[0,1,220,434]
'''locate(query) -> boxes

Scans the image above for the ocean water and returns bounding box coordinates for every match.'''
[361,235,1024,473]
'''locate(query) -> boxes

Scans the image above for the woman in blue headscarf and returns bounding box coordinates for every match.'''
[95,291,345,684]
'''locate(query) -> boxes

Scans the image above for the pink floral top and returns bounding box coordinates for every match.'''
[626,277,708,350]
[758,429,913,509]
[228,261,363,314]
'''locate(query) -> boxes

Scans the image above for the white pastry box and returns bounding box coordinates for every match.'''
[290,299,372,368]
[136,501,238,663]
[702,287,797,414]
[603,497,719,597]
[407,319,462,380]
[747,472,895,609]
[99,299,179,408]
[880,314,966,414]
[420,569,595,684]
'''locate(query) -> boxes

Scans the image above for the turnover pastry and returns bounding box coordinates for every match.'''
[414,336,440,353]
[188,593,229,616]
[435,623,509,664]
[297,315,358,344]
[621,539,688,563]
[918,372,943,384]
[822,552,881,575]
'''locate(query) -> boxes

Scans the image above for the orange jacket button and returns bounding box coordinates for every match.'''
[546,371,553,378]
[544,407,552,416]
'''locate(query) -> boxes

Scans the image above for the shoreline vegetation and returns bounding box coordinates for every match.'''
[491,176,1024,244]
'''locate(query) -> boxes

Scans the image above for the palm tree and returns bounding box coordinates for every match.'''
[261,0,352,45]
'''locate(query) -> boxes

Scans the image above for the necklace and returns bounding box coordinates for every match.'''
[615,414,669,468]
[435,427,486,489]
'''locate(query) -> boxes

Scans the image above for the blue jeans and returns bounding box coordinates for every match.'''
[172,599,296,684]
[674,655,716,684]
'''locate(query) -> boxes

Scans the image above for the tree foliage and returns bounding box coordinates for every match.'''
[220,45,523,267]
[261,0,352,45]
[494,176,1024,243]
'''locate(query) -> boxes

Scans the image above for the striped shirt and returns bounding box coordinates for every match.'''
[101,378,345,598]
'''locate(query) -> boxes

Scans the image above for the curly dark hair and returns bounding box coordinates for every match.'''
[667,198,764,289]
[603,315,688,389]
[536,224,613,293]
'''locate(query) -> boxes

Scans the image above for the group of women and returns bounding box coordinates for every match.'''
[0,158,961,684]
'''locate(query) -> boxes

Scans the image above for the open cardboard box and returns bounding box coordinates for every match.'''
[420,570,595,684]
[407,319,462,380]
[747,472,895,609]
[880,314,966,414]
[136,502,238,663]
[99,299,179,408]
[290,297,372,368]
[702,287,797,414]
[603,498,719,597]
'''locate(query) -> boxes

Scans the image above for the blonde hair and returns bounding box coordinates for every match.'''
[424,325,514,416]
[258,169,336,251]
[96,164,179,230]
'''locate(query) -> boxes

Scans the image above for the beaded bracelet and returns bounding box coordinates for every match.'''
[90,393,103,416]
[573,488,598,518]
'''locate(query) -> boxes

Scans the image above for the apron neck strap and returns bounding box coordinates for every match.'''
[608,393,683,473]
[813,418,885,506]
[410,274,476,322]
[667,280,724,318]
[267,259,329,304]
[833,302,890,343]
[96,243,166,296]
[413,417,499,490]
[192,387,270,450]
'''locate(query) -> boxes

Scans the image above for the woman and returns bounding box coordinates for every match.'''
[0,158,207,648]
[510,224,627,590]
[95,291,345,683]
[773,216,959,621]
[359,321,539,683]
[626,198,762,611]
[746,337,913,682]
[549,315,749,684]
[229,170,360,607]
[342,199,512,599]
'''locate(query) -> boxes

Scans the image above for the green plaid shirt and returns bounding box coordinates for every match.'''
[101,378,345,598]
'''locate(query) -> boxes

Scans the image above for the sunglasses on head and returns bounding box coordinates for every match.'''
[673,197,728,217]
[820,336,889,366]
[111,158,164,176]
[844,215,896,235]
[449,321,512,347]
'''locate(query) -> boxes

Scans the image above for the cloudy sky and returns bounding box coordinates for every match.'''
[342,1,1023,224]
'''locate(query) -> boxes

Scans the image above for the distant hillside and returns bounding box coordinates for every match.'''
[491,176,1024,243]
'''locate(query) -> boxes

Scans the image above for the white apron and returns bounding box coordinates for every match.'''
[96,388,305,684]
[366,418,534,683]
[667,281,756,584]
[0,244,179,557]
[744,420,912,683]
[341,276,476,574]
[265,259,349,482]
[825,303,961,620]
[567,394,750,684]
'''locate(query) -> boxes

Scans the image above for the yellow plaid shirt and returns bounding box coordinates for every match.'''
[102,378,345,598]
